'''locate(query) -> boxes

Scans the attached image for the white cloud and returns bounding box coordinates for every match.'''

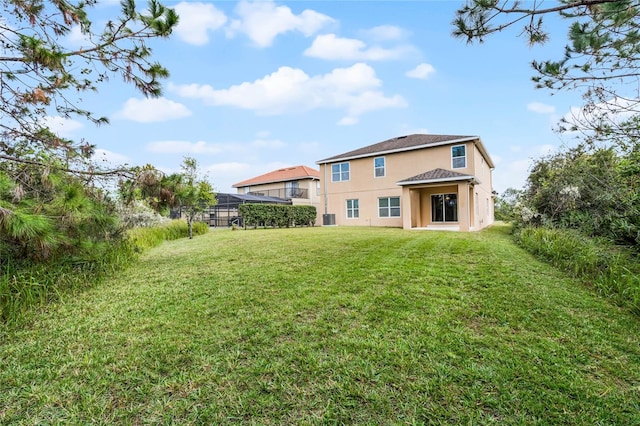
[304,34,413,61]
[171,63,406,124]
[42,116,83,137]
[147,140,241,155]
[228,0,334,47]
[174,2,227,45]
[527,102,556,114]
[409,127,430,134]
[113,98,191,123]
[492,158,532,192]
[147,138,283,155]
[538,144,555,155]
[252,139,286,149]
[206,162,252,175]
[361,25,408,42]
[92,148,129,165]
[406,63,436,80]
[65,25,88,47]
[341,90,406,118]
[508,159,531,173]
[338,117,358,126]
[205,162,254,192]
[297,141,320,154]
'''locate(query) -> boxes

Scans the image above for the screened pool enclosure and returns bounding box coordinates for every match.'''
[171,193,291,227]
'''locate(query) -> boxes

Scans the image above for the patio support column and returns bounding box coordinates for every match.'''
[401,186,412,230]
[458,182,470,231]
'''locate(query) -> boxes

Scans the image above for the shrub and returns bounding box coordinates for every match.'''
[515,226,640,314]
[127,219,209,251]
[238,204,317,228]
[115,200,169,229]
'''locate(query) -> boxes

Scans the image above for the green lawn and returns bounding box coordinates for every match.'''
[1,225,639,424]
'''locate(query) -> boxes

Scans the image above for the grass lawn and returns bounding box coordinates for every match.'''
[1,224,639,424]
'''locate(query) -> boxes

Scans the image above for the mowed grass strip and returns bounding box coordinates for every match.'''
[1,225,639,424]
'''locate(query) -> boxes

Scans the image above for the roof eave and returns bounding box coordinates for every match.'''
[316,136,479,164]
[397,176,481,186]
[473,138,495,169]
[232,175,319,188]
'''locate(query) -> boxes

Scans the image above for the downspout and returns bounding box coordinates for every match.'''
[468,181,472,231]
[323,163,328,215]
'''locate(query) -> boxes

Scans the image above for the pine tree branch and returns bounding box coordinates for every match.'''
[0,153,131,177]
[492,0,625,16]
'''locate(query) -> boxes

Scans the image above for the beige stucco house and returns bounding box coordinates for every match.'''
[232,165,322,223]
[316,134,495,231]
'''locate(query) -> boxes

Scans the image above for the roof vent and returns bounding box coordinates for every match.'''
[397,135,408,139]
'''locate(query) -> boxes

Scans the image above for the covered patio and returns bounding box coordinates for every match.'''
[397,169,480,231]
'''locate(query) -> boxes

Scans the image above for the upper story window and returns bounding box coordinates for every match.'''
[452,145,466,169]
[331,162,350,182]
[374,156,385,177]
[285,181,299,198]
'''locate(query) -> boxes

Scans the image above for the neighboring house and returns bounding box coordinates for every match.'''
[316,134,495,231]
[232,165,322,222]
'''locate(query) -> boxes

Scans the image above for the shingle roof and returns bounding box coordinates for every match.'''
[317,134,478,164]
[397,168,478,186]
[232,165,320,188]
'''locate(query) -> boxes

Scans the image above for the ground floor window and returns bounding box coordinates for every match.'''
[432,194,458,222]
[378,197,400,217]
[346,199,359,218]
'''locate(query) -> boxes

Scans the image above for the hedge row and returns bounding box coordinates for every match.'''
[239,204,317,228]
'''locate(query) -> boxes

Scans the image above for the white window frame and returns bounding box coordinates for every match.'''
[374,156,385,178]
[331,162,350,182]
[346,199,359,219]
[378,196,401,218]
[451,145,466,169]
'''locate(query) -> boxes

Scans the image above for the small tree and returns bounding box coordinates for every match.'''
[176,157,215,239]
[494,187,523,222]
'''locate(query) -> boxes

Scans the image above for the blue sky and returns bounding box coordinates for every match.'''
[49,0,585,194]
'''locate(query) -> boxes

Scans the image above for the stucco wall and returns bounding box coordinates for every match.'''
[320,141,494,230]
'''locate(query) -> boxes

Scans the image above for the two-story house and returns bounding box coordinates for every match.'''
[316,134,495,231]
[232,165,322,222]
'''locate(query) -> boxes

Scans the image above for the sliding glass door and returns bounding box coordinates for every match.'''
[431,194,458,222]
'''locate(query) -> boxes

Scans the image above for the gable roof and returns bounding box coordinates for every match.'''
[397,168,479,186]
[316,134,494,168]
[232,165,320,188]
